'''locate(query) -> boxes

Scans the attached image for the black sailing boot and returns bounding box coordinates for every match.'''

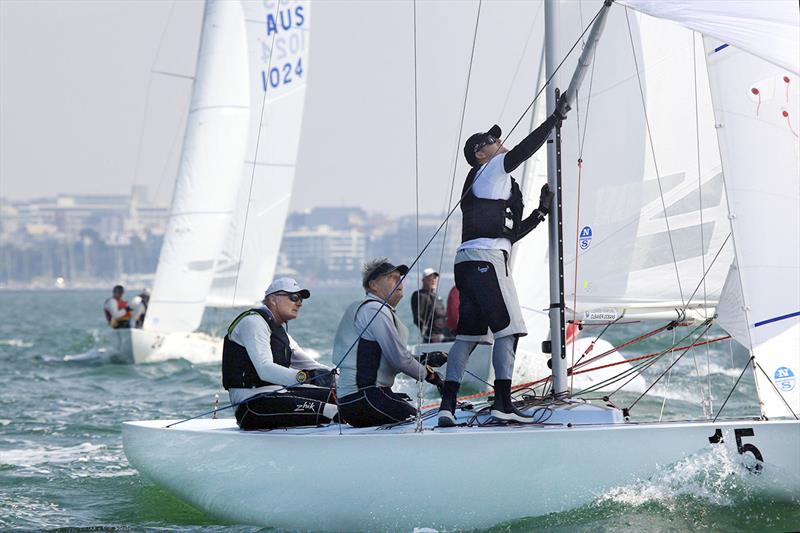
[437,381,460,427]
[490,379,533,423]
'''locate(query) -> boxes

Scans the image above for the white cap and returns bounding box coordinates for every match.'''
[422,267,439,279]
[265,277,311,299]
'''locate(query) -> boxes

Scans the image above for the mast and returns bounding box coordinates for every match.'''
[544,0,568,395]
[545,0,613,395]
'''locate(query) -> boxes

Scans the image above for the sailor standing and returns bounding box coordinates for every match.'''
[222,278,337,430]
[438,104,567,427]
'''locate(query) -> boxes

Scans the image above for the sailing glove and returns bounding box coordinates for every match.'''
[417,351,448,368]
[554,93,571,123]
[537,183,554,216]
[425,366,445,393]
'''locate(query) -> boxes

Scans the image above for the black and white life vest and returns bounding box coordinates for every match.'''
[222,308,293,390]
[460,166,524,243]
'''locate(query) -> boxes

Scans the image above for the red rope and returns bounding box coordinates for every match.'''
[422,334,730,409]
[569,158,584,391]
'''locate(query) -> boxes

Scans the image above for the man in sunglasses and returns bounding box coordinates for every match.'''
[437,101,568,427]
[222,277,337,430]
[334,259,446,427]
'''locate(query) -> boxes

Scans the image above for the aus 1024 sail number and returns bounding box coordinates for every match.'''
[261,59,304,92]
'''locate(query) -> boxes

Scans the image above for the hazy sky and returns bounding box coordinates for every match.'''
[1,0,548,216]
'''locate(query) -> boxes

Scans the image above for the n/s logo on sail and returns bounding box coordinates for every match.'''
[579,226,593,250]
[773,366,796,391]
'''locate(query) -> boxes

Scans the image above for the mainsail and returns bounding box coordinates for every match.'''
[207,1,311,307]
[144,0,251,333]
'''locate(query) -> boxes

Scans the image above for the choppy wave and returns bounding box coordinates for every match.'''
[0,338,33,348]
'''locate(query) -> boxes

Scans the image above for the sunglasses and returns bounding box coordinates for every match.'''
[280,292,304,303]
[473,135,499,154]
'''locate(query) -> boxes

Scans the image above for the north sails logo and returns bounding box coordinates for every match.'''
[773,367,796,392]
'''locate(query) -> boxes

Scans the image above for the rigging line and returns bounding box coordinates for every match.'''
[435,0,482,296]
[623,7,686,308]
[679,232,731,315]
[581,319,710,397]
[753,361,800,420]
[128,0,178,205]
[152,97,191,203]
[503,1,607,142]
[497,2,544,120]
[693,30,713,415]
[412,0,424,433]
[712,356,753,423]
[231,0,282,306]
[572,315,623,367]
[658,328,677,421]
[423,0,483,348]
[572,321,673,371]
[625,321,714,412]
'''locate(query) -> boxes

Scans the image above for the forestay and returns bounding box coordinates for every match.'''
[703,36,800,418]
[554,3,731,322]
[207,1,311,307]
[145,0,251,333]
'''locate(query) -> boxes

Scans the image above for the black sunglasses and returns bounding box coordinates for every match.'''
[279,292,304,303]
[473,134,498,154]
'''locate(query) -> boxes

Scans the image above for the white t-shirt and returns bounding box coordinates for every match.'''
[458,153,512,254]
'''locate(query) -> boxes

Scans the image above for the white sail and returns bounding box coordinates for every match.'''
[620,0,800,76]
[207,1,310,308]
[553,4,732,322]
[144,0,251,333]
[704,36,800,418]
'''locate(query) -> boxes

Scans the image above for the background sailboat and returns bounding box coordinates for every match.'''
[115,0,310,364]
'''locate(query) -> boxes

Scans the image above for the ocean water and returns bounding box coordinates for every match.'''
[0,289,797,532]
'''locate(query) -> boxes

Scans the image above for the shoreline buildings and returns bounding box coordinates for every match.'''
[1,192,460,289]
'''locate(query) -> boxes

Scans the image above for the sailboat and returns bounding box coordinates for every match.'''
[122,1,799,530]
[113,0,310,364]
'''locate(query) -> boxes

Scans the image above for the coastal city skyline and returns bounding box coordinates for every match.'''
[0,188,461,289]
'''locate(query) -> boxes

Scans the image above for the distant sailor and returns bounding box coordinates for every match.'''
[222,278,337,430]
[103,285,132,329]
[438,102,568,427]
[410,267,450,343]
[334,259,446,427]
[128,288,150,329]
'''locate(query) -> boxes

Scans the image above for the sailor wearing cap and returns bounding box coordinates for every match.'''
[410,267,449,343]
[221,277,337,430]
[334,259,445,427]
[438,102,568,427]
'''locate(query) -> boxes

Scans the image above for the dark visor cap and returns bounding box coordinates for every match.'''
[364,262,409,288]
[463,124,502,167]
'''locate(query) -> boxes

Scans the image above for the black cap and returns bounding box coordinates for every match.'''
[463,124,502,167]
[363,261,409,290]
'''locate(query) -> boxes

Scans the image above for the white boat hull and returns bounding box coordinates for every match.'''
[123,413,800,531]
[109,328,222,364]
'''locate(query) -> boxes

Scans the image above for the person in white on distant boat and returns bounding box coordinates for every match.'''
[334,259,446,428]
[128,288,150,329]
[221,277,337,430]
[103,284,132,329]
[438,100,568,427]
